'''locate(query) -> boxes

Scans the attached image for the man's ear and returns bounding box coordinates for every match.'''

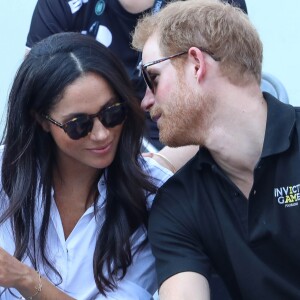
[32,110,50,132]
[188,47,207,83]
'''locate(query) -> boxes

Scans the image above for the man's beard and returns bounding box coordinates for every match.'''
[153,80,215,147]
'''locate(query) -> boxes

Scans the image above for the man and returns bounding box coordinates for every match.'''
[132,0,300,299]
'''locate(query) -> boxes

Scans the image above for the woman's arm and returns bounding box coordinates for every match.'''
[0,247,75,300]
[147,145,199,173]
[92,229,157,300]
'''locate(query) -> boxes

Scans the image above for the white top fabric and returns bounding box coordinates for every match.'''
[0,156,172,300]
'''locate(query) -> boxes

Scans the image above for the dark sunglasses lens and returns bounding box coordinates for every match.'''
[64,116,93,140]
[101,104,127,128]
[142,68,154,93]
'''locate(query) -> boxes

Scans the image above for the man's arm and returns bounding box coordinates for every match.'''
[159,272,210,300]
[148,183,212,300]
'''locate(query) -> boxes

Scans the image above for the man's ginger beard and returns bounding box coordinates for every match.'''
[151,77,216,147]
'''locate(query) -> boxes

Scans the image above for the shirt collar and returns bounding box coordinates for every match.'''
[196,92,296,168]
[96,171,107,209]
[261,92,295,158]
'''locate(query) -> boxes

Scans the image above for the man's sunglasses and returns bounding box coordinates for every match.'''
[141,48,221,93]
[43,102,127,140]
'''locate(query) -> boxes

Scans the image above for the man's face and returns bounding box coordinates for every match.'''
[141,35,216,147]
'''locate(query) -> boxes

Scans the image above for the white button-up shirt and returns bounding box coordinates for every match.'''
[0,158,172,299]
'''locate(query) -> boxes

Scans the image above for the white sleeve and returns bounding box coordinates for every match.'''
[93,158,171,299]
[143,156,173,188]
[94,227,156,300]
[0,220,15,299]
[0,217,15,254]
[141,157,173,209]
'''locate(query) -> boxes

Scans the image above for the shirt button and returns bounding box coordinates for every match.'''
[253,190,257,195]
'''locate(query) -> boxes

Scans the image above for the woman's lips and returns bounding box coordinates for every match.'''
[88,142,112,154]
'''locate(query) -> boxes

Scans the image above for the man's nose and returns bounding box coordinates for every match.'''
[141,88,155,112]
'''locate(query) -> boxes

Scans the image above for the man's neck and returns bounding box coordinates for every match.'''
[206,90,267,198]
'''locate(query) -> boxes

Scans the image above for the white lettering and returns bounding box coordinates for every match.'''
[274,188,283,197]
[278,196,285,205]
[68,0,83,14]
[283,186,289,196]
[285,202,298,208]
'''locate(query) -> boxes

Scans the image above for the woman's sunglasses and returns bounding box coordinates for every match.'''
[43,102,127,140]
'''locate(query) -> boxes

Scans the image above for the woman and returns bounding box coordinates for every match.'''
[0,32,172,299]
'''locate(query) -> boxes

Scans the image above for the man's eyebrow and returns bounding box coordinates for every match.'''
[147,65,160,73]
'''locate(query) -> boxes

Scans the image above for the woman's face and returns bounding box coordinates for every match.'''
[41,72,124,172]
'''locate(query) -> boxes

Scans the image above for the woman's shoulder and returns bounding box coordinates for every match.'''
[140,156,173,188]
[0,144,4,177]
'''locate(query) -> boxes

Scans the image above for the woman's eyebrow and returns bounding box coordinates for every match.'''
[60,96,119,120]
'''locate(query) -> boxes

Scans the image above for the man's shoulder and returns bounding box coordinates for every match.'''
[158,150,211,198]
[294,106,300,115]
[141,156,173,186]
[166,148,211,181]
[38,0,70,12]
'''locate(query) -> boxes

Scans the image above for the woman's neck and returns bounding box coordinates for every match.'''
[52,158,101,239]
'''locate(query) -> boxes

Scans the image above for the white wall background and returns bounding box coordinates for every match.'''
[0,0,299,134]
[0,0,37,132]
[247,0,300,107]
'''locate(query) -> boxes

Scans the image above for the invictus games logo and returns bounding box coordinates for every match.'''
[95,0,105,15]
[274,184,300,208]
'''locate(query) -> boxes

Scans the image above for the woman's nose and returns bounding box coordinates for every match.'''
[89,117,110,141]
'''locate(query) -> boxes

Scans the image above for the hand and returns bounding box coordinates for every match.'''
[142,152,153,158]
[0,248,76,299]
[145,145,199,173]
[143,152,176,173]
[0,247,30,289]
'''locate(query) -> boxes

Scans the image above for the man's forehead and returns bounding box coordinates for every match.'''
[142,34,162,64]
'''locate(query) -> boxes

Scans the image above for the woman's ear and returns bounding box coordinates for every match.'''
[31,110,50,132]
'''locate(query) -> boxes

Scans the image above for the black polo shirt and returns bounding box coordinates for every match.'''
[149,93,300,300]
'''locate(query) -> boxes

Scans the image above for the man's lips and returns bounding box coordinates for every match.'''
[150,113,162,122]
